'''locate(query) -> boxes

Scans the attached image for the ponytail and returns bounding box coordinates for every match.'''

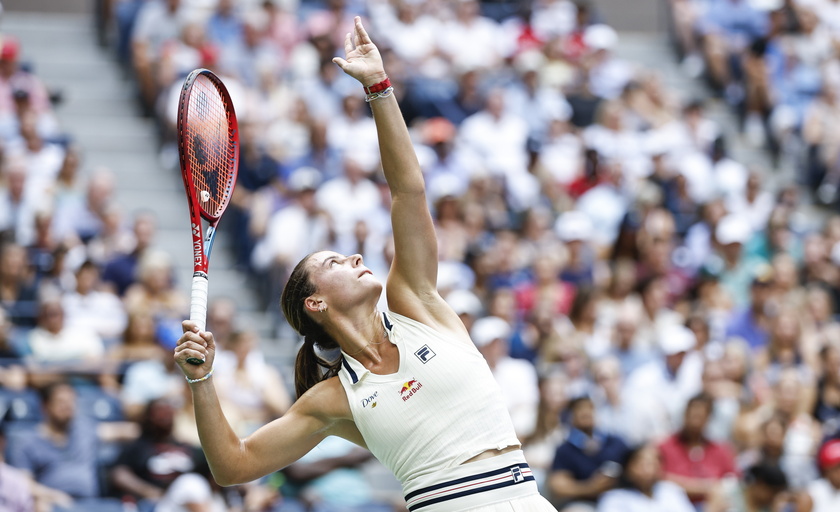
[293,336,342,399]
[281,254,341,398]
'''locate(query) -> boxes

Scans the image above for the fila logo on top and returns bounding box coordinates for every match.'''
[414,344,435,363]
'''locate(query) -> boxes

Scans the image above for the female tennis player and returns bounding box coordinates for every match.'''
[175,17,556,511]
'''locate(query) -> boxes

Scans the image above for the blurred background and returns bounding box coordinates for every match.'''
[1,0,840,511]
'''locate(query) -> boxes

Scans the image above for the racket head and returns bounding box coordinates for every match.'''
[177,68,239,225]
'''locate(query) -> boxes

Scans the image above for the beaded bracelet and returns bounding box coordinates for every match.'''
[185,367,214,384]
[366,86,394,103]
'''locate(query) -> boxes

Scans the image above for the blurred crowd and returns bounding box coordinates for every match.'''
[2,0,840,510]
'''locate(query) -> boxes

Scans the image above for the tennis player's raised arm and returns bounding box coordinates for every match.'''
[175,321,361,485]
[333,18,435,290]
[333,18,467,337]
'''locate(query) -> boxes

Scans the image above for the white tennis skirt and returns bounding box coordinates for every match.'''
[402,450,557,512]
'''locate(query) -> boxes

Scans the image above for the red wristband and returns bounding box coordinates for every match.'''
[364,77,391,94]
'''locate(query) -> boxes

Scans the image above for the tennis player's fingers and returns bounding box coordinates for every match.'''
[174,341,207,364]
[355,16,372,45]
[344,31,353,55]
[182,319,200,334]
[198,330,216,351]
[178,329,207,348]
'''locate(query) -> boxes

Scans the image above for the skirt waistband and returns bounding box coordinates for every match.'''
[404,450,537,512]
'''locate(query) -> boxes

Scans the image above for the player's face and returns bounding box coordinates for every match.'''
[307,251,382,309]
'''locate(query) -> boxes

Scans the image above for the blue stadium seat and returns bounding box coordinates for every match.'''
[74,385,124,422]
[0,387,42,422]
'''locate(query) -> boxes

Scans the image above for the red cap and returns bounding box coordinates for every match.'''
[819,440,840,471]
[0,37,19,61]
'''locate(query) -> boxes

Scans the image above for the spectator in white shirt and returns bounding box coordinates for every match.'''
[624,324,703,444]
[315,156,381,240]
[61,260,127,343]
[597,444,695,512]
[471,315,539,439]
[27,296,105,366]
[251,167,332,306]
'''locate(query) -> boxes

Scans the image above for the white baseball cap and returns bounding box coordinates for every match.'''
[658,324,696,356]
[716,215,753,245]
[445,289,483,317]
[555,210,593,242]
[470,316,511,348]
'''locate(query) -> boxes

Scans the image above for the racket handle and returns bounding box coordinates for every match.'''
[187,273,209,365]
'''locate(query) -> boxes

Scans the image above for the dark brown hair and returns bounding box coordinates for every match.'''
[281,254,341,399]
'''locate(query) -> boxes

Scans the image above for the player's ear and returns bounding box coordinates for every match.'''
[304,296,325,314]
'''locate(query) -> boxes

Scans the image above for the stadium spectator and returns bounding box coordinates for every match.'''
[0,242,38,327]
[282,436,386,512]
[658,393,739,505]
[110,399,203,508]
[548,395,630,510]
[596,443,694,512]
[7,382,100,499]
[213,329,292,436]
[26,295,105,367]
[61,259,127,343]
[101,210,157,296]
[0,422,36,512]
[522,366,569,494]
[798,439,840,512]
[705,462,792,512]
[471,315,539,438]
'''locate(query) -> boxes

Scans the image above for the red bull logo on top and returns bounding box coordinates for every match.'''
[399,379,423,401]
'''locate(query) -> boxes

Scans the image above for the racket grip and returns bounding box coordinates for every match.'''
[187,274,209,365]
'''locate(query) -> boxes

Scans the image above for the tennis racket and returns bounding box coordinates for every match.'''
[177,68,239,365]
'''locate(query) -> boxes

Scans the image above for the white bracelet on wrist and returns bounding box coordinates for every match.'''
[185,367,214,384]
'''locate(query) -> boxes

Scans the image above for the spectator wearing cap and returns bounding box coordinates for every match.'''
[658,393,739,506]
[725,265,775,350]
[582,24,635,101]
[444,288,483,333]
[471,316,539,438]
[799,440,840,511]
[555,210,595,287]
[548,395,630,511]
[624,324,703,443]
[711,214,766,308]
[0,36,53,140]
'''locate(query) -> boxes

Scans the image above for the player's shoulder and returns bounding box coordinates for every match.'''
[296,375,353,422]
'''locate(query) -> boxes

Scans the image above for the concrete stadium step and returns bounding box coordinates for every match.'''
[3,10,271,335]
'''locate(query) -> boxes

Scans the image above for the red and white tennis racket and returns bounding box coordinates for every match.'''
[177,68,239,365]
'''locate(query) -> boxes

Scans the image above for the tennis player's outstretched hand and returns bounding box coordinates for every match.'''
[332,16,387,86]
[175,320,216,380]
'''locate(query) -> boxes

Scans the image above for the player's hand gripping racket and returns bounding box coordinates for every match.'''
[177,69,239,365]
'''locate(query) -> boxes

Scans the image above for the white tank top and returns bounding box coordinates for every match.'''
[337,311,521,488]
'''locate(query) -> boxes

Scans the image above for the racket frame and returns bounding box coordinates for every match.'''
[177,68,239,364]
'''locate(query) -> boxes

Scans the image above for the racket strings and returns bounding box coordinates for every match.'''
[186,76,236,218]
